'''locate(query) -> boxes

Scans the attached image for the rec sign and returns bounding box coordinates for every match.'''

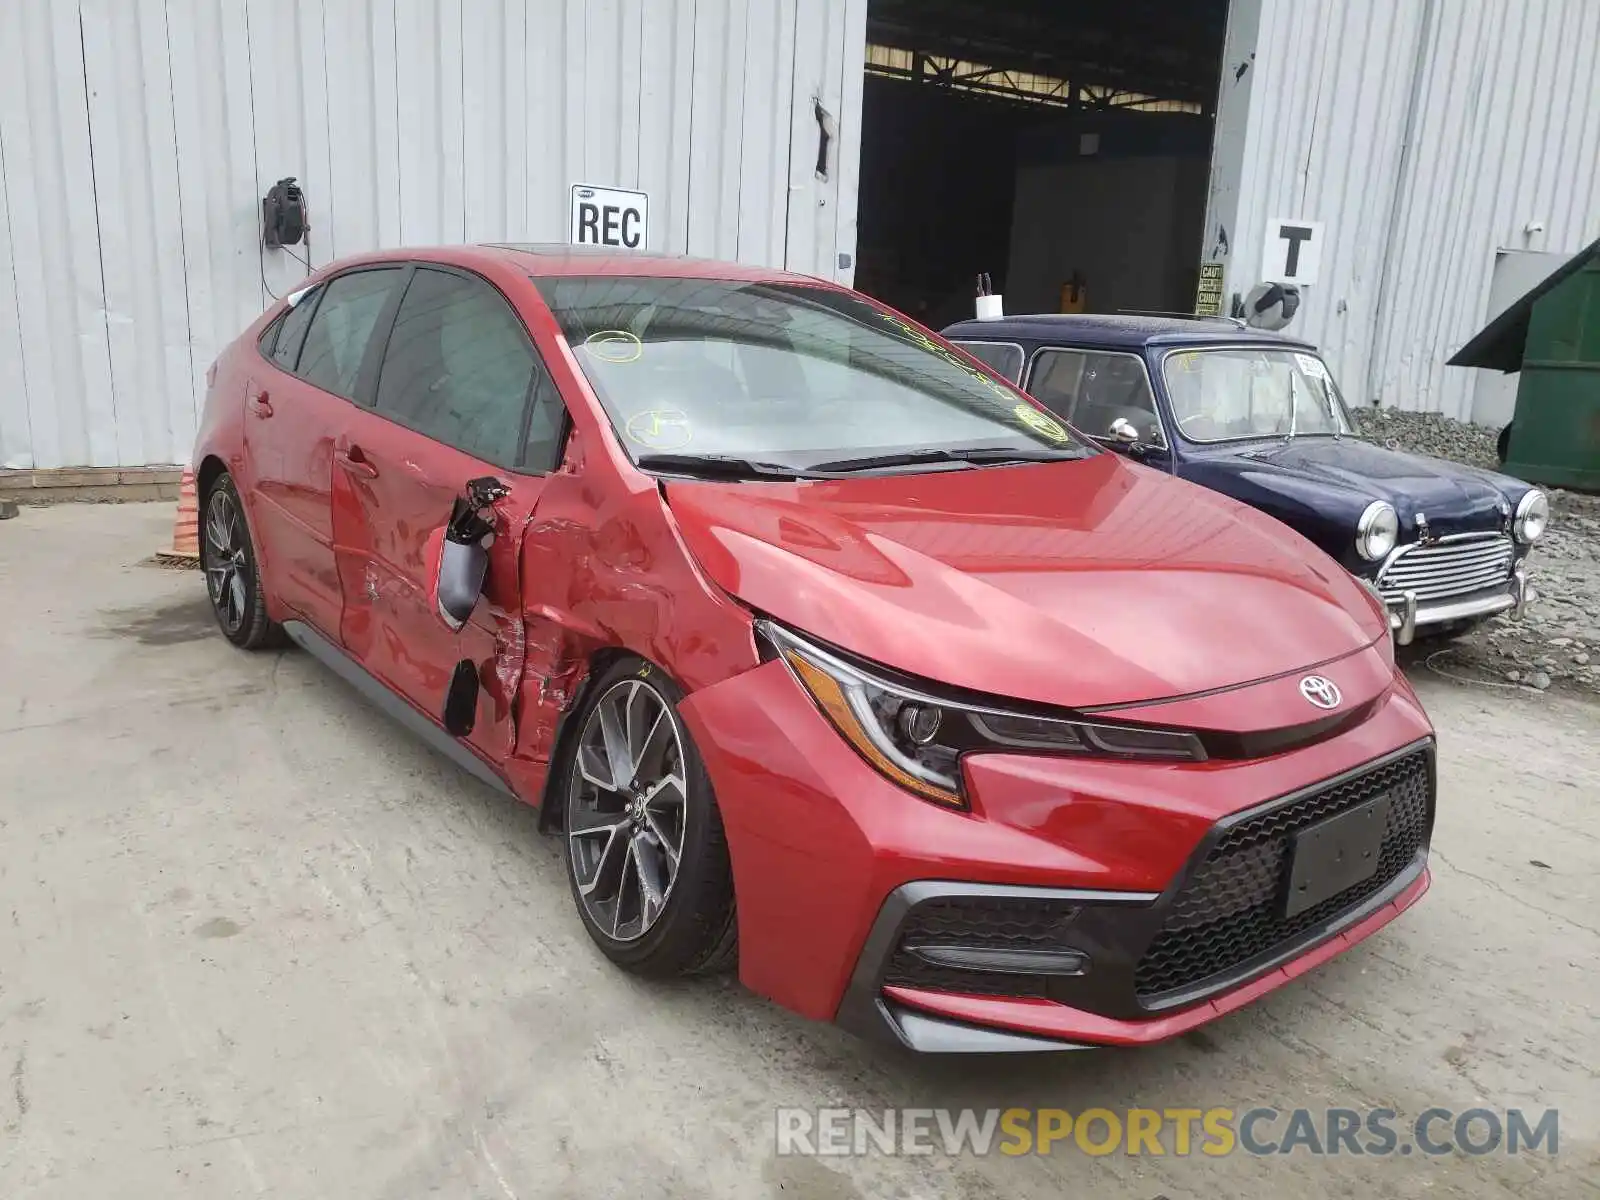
[570,183,648,249]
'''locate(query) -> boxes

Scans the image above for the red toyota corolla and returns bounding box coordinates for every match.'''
[194,244,1434,1052]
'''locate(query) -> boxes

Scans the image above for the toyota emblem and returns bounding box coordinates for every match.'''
[1299,675,1342,709]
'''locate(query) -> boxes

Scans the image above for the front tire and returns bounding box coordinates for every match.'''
[561,658,737,977]
[201,473,283,650]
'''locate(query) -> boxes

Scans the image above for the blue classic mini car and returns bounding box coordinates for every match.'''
[942,313,1549,644]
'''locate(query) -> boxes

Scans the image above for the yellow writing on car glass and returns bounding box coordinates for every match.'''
[1013,404,1069,443]
[625,408,693,450]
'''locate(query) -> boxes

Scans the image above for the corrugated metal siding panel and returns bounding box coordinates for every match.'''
[1230,0,1600,420]
[0,0,851,470]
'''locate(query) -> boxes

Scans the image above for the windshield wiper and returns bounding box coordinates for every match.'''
[635,452,817,480]
[806,446,1082,473]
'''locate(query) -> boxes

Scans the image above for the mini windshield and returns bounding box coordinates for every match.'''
[535,276,1092,473]
[1162,347,1353,443]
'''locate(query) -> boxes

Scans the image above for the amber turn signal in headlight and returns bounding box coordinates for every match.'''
[760,621,1206,809]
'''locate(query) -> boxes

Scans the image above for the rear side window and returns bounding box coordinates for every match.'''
[297,269,403,399]
[268,287,320,371]
[374,267,553,469]
[952,340,1024,384]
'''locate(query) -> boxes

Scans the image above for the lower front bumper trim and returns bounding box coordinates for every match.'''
[876,868,1429,1049]
[878,1000,1092,1053]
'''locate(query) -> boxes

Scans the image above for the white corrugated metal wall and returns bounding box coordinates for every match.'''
[0,0,866,471]
[1208,0,1600,421]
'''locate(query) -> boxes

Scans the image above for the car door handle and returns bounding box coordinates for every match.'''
[334,446,378,479]
[247,391,273,418]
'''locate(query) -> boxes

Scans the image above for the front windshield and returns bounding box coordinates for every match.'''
[535,276,1091,472]
[1162,347,1353,442]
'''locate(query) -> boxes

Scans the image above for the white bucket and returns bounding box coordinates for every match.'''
[974,294,1004,321]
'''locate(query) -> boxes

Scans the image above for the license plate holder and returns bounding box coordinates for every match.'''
[1284,796,1392,918]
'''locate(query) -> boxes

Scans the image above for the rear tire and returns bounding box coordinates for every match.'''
[201,472,284,650]
[560,657,737,978]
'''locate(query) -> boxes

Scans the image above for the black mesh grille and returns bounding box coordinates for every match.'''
[882,895,1082,998]
[1134,749,1432,1003]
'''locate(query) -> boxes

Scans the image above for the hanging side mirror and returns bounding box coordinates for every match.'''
[433,477,509,632]
[436,539,489,631]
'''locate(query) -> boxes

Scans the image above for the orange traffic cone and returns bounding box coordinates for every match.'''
[157,466,201,567]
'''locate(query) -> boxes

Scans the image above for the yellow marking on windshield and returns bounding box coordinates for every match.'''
[878,312,1022,407]
[584,329,643,363]
[1013,404,1069,443]
[624,408,693,450]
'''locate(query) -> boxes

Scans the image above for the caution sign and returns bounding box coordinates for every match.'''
[570,184,648,249]
[1195,262,1225,316]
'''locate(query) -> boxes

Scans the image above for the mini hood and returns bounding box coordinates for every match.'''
[1222,438,1515,534]
[665,455,1386,710]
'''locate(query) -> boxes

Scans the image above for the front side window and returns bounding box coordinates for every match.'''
[1028,349,1165,445]
[534,276,1091,474]
[374,268,552,469]
[951,340,1024,384]
[297,269,403,399]
[1162,347,1353,442]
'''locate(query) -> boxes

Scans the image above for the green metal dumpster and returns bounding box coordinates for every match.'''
[1450,237,1600,491]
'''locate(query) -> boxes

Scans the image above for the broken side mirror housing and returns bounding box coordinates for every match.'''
[436,536,489,631]
[430,476,509,632]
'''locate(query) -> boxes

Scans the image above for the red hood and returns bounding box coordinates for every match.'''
[665,455,1387,709]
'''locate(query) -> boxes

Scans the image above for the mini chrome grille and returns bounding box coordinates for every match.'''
[1377,534,1514,604]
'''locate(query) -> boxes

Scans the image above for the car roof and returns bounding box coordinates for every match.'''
[942,312,1318,352]
[320,242,833,285]
[488,242,827,281]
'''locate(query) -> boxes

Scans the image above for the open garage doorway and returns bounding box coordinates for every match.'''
[855,0,1230,331]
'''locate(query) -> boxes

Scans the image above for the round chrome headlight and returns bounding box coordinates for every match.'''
[1356,501,1399,561]
[1514,489,1548,544]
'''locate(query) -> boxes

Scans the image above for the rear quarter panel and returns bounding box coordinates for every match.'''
[193,307,287,490]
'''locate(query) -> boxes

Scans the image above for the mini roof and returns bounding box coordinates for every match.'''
[942,312,1317,350]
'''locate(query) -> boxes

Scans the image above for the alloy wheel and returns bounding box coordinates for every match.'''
[203,488,249,636]
[568,678,689,943]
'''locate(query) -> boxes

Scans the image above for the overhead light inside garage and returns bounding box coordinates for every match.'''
[863,44,1203,114]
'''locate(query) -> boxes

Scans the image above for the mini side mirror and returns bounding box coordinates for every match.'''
[1107,417,1140,446]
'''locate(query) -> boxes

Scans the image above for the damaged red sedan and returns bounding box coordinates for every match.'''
[194,245,1434,1052]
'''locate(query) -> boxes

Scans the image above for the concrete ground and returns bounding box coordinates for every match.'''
[1,502,1595,1199]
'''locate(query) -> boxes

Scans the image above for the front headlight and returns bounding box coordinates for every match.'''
[1356,501,1398,561]
[1514,489,1548,544]
[760,621,1206,809]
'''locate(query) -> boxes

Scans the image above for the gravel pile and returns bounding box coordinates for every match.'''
[1356,408,1600,694]
[1349,407,1503,470]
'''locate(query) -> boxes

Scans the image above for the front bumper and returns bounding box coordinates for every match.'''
[836,737,1433,1051]
[678,654,1436,1049]
[1386,563,1529,645]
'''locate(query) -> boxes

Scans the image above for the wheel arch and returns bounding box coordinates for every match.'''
[196,454,230,505]
[537,645,651,832]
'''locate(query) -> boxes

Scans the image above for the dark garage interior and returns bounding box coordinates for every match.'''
[855,0,1231,330]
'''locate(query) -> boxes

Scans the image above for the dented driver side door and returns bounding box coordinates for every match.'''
[329,263,569,765]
